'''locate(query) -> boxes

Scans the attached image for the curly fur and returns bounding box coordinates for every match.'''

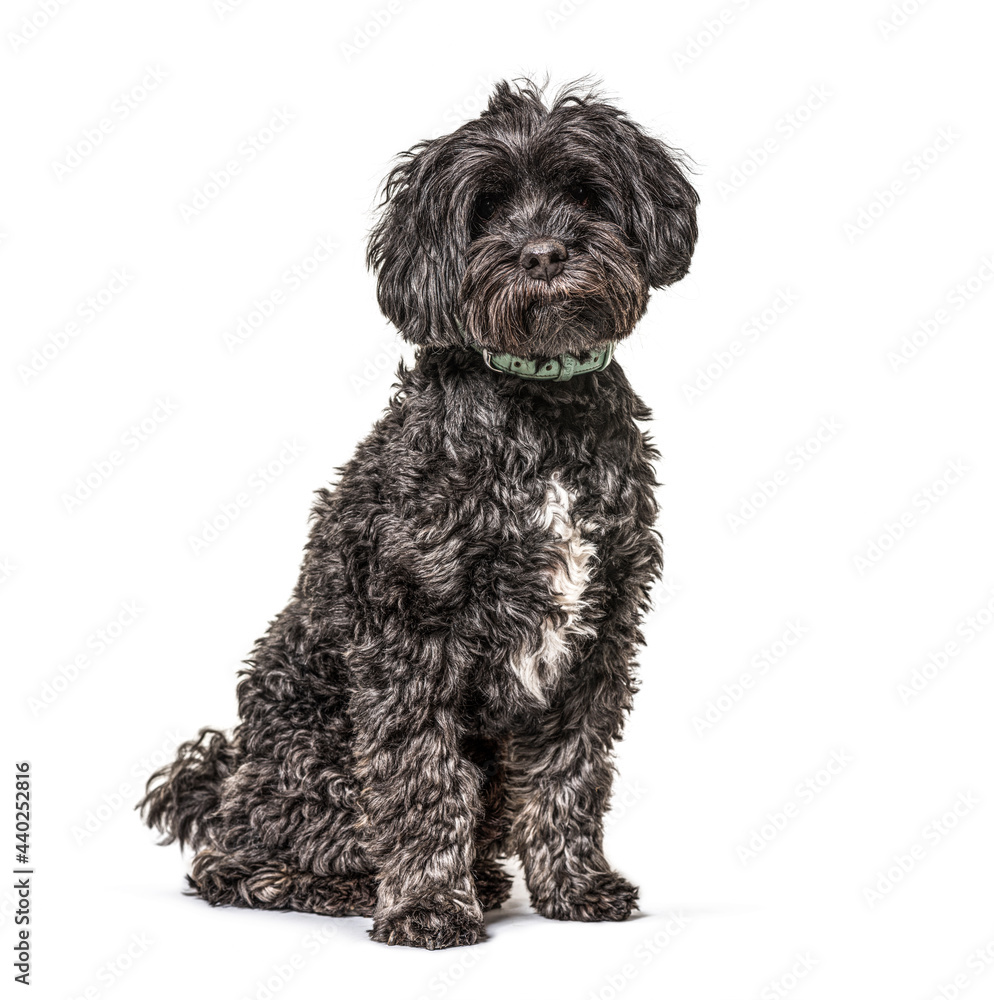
[139,77,697,949]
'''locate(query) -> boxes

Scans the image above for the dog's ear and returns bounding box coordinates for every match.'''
[366,141,464,347]
[622,125,700,288]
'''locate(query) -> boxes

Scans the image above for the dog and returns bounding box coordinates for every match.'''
[140,78,698,950]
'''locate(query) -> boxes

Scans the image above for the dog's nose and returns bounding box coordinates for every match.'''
[519,240,568,281]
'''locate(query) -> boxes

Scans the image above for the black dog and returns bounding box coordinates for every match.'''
[141,78,698,950]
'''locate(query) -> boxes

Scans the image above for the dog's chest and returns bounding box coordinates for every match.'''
[507,473,597,700]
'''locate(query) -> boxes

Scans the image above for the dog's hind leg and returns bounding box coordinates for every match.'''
[187,847,378,917]
[177,747,376,919]
[138,728,239,850]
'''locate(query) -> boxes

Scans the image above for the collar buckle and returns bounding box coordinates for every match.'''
[478,347,502,374]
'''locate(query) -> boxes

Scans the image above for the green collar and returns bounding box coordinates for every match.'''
[469,341,614,382]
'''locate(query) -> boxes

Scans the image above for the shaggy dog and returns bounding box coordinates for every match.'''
[140,78,698,950]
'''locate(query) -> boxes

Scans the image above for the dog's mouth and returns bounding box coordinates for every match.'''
[522,297,617,355]
[469,298,627,359]
[461,273,646,358]
[459,226,650,359]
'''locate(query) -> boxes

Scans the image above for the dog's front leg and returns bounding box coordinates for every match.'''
[509,649,639,922]
[352,676,485,949]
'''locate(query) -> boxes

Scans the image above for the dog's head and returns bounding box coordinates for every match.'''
[367,78,699,359]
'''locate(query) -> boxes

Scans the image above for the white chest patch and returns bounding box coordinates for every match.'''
[511,474,597,701]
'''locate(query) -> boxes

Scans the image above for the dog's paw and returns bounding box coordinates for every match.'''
[473,859,514,912]
[369,903,486,949]
[532,871,639,922]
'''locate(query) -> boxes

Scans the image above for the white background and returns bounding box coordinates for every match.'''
[4,0,994,997]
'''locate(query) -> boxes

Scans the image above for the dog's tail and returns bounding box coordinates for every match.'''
[137,727,239,850]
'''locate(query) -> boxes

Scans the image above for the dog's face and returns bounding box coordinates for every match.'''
[367,80,699,359]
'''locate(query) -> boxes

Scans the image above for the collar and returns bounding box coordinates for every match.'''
[468,341,614,382]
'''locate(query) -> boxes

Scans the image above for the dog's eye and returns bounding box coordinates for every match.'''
[475,192,501,221]
[567,184,592,208]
